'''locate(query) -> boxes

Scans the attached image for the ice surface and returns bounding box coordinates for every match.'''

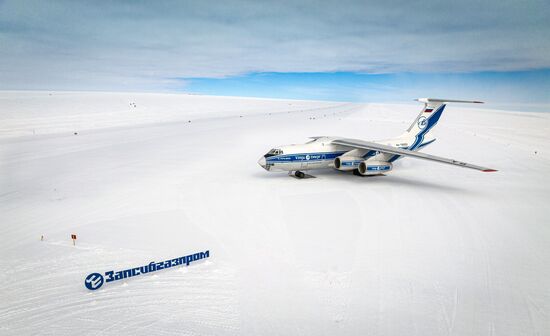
[1,91,549,335]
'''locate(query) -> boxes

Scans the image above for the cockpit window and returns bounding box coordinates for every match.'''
[264,148,283,157]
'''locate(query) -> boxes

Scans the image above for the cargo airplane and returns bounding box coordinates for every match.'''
[258,98,497,178]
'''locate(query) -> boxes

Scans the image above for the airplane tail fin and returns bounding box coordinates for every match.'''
[401,98,483,151]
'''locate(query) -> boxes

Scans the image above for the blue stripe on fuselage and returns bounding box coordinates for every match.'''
[266,151,348,163]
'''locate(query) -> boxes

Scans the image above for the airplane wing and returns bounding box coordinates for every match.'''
[331,138,497,172]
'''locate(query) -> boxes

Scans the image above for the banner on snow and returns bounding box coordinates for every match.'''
[84,250,210,290]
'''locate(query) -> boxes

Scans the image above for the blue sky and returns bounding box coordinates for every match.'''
[0,0,549,108]
[183,70,550,109]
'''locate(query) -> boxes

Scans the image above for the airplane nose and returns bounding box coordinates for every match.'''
[258,156,268,170]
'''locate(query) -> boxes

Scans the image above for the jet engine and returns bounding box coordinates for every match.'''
[358,161,393,175]
[334,156,363,171]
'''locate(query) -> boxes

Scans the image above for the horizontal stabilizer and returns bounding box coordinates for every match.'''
[416,98,484,104]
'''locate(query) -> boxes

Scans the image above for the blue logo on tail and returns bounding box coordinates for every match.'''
[418,116,428,129]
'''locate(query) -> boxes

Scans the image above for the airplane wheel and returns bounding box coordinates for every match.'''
[353,169,362,176]
[295,171,306,178]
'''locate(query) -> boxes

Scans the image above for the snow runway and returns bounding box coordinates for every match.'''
[1,92,549,335]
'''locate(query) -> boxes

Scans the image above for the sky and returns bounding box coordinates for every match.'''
[0,0,549,107]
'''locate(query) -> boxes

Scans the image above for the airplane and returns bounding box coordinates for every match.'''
[258,98,497,178]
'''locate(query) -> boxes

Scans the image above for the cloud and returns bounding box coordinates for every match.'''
[0,0,549,90]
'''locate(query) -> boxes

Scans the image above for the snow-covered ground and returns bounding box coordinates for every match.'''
[1,91,549,335]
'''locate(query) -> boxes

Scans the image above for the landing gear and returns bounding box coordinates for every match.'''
[289,170,315,179]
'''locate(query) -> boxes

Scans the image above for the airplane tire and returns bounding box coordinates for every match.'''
[295,171,306,178]
[353,169,362,176]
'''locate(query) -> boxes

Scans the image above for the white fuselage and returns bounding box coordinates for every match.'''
[258,136,427,172]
